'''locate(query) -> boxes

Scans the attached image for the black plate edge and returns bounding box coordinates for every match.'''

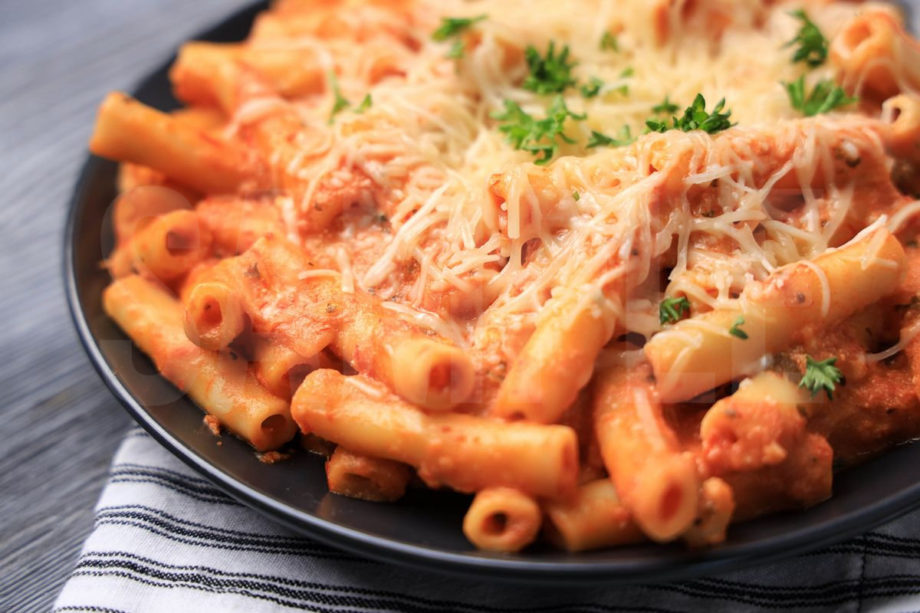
[61,0,920,585]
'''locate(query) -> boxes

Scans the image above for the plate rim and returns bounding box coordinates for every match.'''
[63,0,920,585]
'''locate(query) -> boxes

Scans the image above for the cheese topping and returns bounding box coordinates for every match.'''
[232,0,917,359]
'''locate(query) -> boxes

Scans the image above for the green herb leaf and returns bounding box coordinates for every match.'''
[652,95,679,114]
[784,76,857,116]
[645,94,735,135]
[432,14,487,41]
[491,95,585,165]
[580,76,604,98]
[356,94,372,113]
[573,190,581,201]
[600,31,619,52]
[645,118,669,133]
[447,39,466,58]
[659,296,690,325]
[785,10,828,67]
[587,125,634,148]
[613,67,633,95]
[729,315,748,339]
[799,355,843,399]
[523,41,577,94]
[328,72,350,123]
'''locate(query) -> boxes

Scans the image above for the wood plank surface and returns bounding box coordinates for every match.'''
[0,3,249,611]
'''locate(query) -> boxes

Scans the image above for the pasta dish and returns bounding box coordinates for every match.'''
[89,0,920,553]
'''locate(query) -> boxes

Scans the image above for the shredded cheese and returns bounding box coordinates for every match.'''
[224,0,920,363]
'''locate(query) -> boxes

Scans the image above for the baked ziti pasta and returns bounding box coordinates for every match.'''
[91,0,920,552]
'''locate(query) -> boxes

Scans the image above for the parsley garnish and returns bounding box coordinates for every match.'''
[652,96,679,114]
[646,94,734,135]
[799,355,843,399]
[587,125,634,148]
[491,95,585,165]
[356,94,372,113]
[523,41,577,94]
[447,40,466,59]
[432,15,487,41]
[580,68,631,98]
[328,72,350,123]
[614,67,633,95]
[785,10,828,67]
[573,190,581,201]
[729,315,748,339]
[659,296,690,325]
[600,31,619,52]
[784,76,856,117]
[580,77,604,98]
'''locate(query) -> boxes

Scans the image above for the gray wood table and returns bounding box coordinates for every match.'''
[0,2,248,611]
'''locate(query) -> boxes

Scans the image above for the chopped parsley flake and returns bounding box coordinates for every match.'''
[580,76,604,98]
[785,10,828,67]
[784,76,857,116]
[492,95,585,164]
[587,125,634,148]
[523,41,577,94]
[600,31,619,52]
[646,94,734,135]
[432,15,487,41]
[355,94,372,113]
[659,296,691,325]
[799,355,844,399]
[652,96,679,115]
[328,72,350,122]
[729,315,749,339]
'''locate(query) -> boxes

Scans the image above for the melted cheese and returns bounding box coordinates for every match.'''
[229,0,917,357]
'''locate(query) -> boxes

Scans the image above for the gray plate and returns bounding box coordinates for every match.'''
[65,0,920,584]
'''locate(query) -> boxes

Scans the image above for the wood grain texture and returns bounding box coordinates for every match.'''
[0,2,249,611]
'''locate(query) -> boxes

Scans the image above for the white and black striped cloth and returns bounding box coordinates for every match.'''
[53,428,920,612]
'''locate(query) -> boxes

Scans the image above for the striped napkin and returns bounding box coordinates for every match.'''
[54,428,920,612]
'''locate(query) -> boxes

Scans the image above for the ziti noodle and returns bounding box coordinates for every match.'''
[91,0,920,552]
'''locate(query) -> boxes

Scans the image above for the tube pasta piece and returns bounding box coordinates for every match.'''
[646,229,905,403]
[881,94,920,159]
[171,106,227,131]
[462,487,542,553]
[357,331,474,412]
[325,447,412,502]
[830,8,920,103]
[90,92,261,194]
[191,237,340,361]
[170,43,279,114]
[252,337,333,399]
[196,195,285,256]
[700,371,810,473]
[112,185,192,246]
[291,369,578,500]
[182,281,246,351]
[724,432,833,521]
[493,286,618,423]
[103,275,296,451]
[543,479,644,552]
[172,42,325,108]
[682,477,734,548]
[593,363,701,542]
[232,235,474,410]
[107,210,212,281]
[647,0,740,46]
